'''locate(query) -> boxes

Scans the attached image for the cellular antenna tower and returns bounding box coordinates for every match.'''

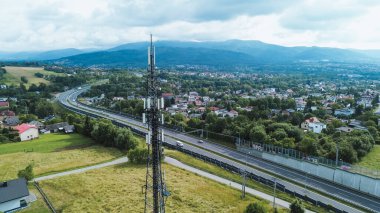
[143,34,169,213]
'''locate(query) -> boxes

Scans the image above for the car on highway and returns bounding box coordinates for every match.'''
[198,140,204,143]
[176,141,184,147]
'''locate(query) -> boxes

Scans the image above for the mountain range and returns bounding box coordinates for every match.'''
[1,40,380,68]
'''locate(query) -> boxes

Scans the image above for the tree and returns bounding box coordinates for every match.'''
[91,119,118,146]
[244,202,267,213]
[355,105,364,116]
[20,76,28,83]
[127,147,149,164]
[18,164,34,181]
[35,100,54,118]
[249,125,267,143]
[83,115,93,137]
[115,128,138,150]
[290,199,305,213]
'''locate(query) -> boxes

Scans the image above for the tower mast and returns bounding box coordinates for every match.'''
[144,34,168,213]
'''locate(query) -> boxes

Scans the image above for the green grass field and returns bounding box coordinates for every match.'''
[0,133,124,181]
[1,66,64,87]
[31,163,278,213]
[356,145,380,170]
[0,133,93,155]
[165,149,327,213]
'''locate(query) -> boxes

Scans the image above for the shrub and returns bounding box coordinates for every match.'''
[18,164,34,181]
[290,199,305,213]
[127,148,149,164]
[244,202,267,213]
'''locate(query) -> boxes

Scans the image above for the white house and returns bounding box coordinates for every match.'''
[301,117,326,134]
[0,178,30,212]
[14,124,39,141]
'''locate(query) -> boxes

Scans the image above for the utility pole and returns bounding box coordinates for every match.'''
[273,178,277,209]
[335,142,339,167]
[241,151,250,199]
[143,34,169,213]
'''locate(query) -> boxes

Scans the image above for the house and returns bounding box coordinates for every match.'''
[0,84,7,89]
[0,178,30,213]
[301,117,326,134]
[28,120,44,129]
[349,120,368,130]
[0,101,9,108]
[334,108,355,116]
[336,127,354,133]
[112,97,124,101]
[14,124,39,141]
[44,122,70,133]
[3,116,20,126]
[227,110,239,118]
[162,93,174,100]
[64,125,75,133]
[0,110,15,121]
[43,115,55,122]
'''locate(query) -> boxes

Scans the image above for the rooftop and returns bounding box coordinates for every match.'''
[0,178,29,204]
[14,123,37,134]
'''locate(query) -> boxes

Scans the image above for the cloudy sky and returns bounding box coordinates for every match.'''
[1,0,380,51]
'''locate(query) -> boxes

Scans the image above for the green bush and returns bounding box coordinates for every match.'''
[18,164,34,181]
[290,199,305,213]
[127,148,149,164]
[244,202,267,213]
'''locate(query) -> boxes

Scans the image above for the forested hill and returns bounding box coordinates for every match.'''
[53,47,258,68]
[51,40,378,68]
[2,40,380,69]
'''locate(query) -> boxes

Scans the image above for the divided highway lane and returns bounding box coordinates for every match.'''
[59,88,380,212]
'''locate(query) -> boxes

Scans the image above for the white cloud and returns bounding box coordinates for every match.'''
[0,0,380,51]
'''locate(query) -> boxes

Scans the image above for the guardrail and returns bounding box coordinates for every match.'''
[34,181,57,213]
[165,143,350,213]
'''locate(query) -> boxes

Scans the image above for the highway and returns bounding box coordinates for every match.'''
[58,86,380,212]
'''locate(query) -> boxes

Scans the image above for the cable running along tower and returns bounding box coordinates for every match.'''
[143,35,169,213]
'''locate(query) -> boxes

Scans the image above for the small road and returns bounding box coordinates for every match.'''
[165,157,313,212]
[33,157,129,181]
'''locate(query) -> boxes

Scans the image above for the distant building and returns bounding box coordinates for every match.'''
[335,126,354,133]
[43,122,70,133]
[112,97,125,101]
[301,117,326,134]
[28,120,44,129]
[162,93,174,100]
[0,101,9,108]
[0,178,30,213]
[64,125,75,133]
[14,124,39,141]
[334,108,355,116]
[4,116,19,126]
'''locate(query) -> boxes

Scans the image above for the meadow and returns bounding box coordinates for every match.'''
[1,66,64,88]
[35,163,268,213]
[0,133,123,180]
[356,145,380,170]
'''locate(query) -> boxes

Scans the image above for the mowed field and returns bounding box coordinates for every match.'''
[1,66,64,87]
[35,163,264,213]
[0,133,124,181]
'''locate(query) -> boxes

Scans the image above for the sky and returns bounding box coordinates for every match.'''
[1,0,380,51]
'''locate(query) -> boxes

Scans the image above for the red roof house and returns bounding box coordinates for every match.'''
[0,101,9,108]
[14,124,39,141]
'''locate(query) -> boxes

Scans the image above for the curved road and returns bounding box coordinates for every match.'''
[58,87,380,212]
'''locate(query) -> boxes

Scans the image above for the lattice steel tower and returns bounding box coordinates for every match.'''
[143,34,169,213]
